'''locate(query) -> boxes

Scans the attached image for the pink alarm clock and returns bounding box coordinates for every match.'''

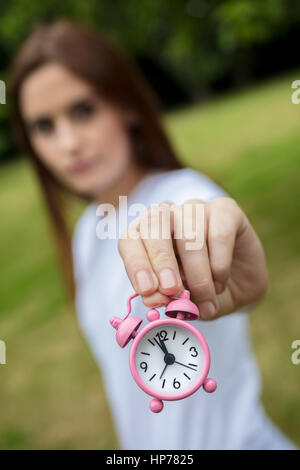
[110,289,217,413]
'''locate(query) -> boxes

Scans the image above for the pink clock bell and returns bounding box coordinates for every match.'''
[110,289,217,413]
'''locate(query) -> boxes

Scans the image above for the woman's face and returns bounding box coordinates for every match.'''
[20,63,136,198]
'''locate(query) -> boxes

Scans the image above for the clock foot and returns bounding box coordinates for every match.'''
[150,398,164,413]
[203,378,217,393]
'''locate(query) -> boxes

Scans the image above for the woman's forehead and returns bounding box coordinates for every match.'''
[20,63,97,118]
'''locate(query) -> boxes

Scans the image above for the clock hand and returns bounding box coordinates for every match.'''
[153,335,171,357]
[159,363,168,380]
[153,337,165,354]
[174,361,197,371]
[156,334,170,356]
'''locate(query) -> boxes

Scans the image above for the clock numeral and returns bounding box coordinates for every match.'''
[153,330,169,345]
[159,330,168,341]
[189,346,198,358]
[173,378,181,389]
[140,362,148,372]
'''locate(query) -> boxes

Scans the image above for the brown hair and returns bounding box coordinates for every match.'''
[10,20,184,303]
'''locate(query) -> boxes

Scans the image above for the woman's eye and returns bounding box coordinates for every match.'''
[71,101,97,121]
[33,119,54,135]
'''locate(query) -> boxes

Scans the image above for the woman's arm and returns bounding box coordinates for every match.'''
[118,197,269,320]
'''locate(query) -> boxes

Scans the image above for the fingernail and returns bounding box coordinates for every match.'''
[199,301,217,318]
[214,281,223,294]
[135,270,153,293]
[159,268,177,289]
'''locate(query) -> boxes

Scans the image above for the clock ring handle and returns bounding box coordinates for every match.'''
[123,292,139,320]
[123,289,191,320]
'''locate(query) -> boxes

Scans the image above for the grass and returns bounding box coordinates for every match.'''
[0,69,300,448]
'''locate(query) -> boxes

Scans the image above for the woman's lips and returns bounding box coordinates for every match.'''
[70,159,97,174]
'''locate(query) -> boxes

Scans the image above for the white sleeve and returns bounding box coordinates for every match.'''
[155,168,229,205]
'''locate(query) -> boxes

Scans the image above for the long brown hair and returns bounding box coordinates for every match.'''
[10,20,184,303]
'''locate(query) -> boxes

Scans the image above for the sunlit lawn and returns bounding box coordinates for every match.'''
[0,70,299,448]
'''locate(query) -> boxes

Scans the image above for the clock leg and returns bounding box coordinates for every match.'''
[150,398,164,413]
[203,378,217,393]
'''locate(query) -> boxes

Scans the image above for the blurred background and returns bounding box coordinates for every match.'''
[0,0,299,449]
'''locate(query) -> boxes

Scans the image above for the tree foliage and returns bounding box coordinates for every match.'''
[0,0,299,160]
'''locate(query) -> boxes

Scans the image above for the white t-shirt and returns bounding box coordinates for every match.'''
[72,167,295,450]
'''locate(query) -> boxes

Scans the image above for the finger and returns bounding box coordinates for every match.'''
[118,220,174,307]
[118,222,159,296]
[141,290,172,308]
[174,205,219,319]
[139,203,183,296]
[177,240,219,319]
[206,198,241,294]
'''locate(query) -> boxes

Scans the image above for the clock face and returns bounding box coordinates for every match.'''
[135,323,205,396]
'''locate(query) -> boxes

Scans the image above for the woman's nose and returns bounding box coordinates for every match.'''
[56,119,82,155]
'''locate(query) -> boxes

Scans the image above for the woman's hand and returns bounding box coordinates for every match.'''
[118,198,269,320]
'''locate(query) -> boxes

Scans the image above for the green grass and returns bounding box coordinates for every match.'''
[1,69,300,448]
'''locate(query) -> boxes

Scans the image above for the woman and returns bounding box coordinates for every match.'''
[10,20,295,450]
